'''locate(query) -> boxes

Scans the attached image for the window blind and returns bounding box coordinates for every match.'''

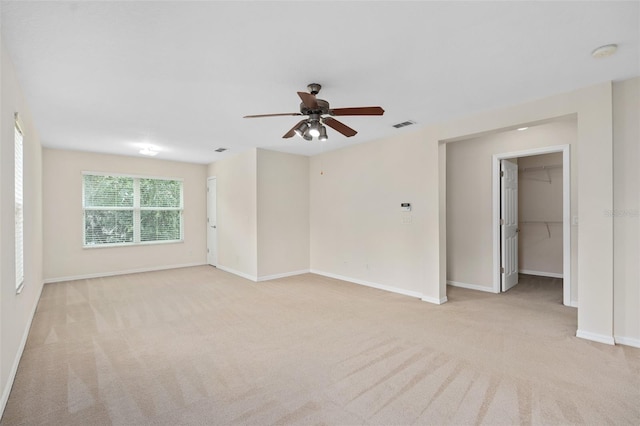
[15,117,24,292]
[83,174,183,247]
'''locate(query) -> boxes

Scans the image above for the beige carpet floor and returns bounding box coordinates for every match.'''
[2,267,639,425]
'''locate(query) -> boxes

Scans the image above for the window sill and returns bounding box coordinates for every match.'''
[83,239,184,249]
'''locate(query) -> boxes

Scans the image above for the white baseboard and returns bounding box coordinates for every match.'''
[44,262,206,284]
[422,295,448,305]
[576,329,615,345]
[1,280,45,417]
[257,270,310,282]
[614,335,640,349]
[310,270,424,300]
[447,280,497,293]
[569,300,579,308]
[216,265,258,282]
[519,269,563,279]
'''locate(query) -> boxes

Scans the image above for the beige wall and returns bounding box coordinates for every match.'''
[518,153,564,276]
[1,41,44,412]
[207,149,258,278]
[436,82,614,343]
[208,148,310,280]
[612,77,640,346]
[446,121,576,292]
[310,129,440,300]
[311,81,616,341]
[309,81,617,342]
[257,149,309,278]
[43,149,207,281]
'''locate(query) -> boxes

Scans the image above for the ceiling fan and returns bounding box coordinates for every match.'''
[243,83,384,141]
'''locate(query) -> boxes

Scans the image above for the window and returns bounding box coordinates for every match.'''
[83,173,183,247]
[15,114,24,293]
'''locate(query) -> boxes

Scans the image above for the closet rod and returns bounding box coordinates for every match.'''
[518,164,562,172]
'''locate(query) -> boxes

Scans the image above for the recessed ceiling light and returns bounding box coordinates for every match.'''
[591,44,618,59]
[139,147,158,156]
[517,127,529,131]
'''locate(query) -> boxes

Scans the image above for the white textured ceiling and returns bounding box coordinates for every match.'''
[1,1,638,164]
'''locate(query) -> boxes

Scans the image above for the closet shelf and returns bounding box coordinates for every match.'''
[518,164,562,183]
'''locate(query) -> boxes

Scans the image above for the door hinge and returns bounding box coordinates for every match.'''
[501,171,504,177]
[207,248,210,253]
[501,267,505,273]
[500,219,505,225]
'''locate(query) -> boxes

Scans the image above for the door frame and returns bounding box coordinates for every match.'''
[207,176,217,266]
[492,144,571,305]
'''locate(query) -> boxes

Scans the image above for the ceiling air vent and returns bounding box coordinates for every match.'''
[393,120,415,129]
[214,147,228,153]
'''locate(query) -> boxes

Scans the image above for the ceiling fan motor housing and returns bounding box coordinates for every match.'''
[300,99,330,116]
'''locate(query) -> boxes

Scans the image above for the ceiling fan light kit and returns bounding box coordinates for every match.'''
[244,83,385,141]
[294,121,309,138]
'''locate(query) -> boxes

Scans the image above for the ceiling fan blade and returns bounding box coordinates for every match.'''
[329,106,385,116]
[283,120,306,138]
[297,92,318,109]
[244,112,302,118]
[324,117,357,137]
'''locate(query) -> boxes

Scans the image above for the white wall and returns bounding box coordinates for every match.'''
[518,153,563,277]
[612,77,640,347]
[43,149,207,281]
[0,40,44,413]
[257,149,309,279]
[207,149,258,279]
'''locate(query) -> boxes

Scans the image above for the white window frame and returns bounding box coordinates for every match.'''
[82,172,184,248]
[15,113,24,294]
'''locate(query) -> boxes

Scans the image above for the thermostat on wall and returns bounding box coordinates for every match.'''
[401,203,411,212]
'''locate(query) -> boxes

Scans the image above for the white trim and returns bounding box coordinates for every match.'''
[518,270,564,279]
[570,300,579,308]
[257,270,310,282]
[614,336,640,349]
[576,329,615,345]
[447,280,497,293]
[1,281,45,415]
[493,144,572,306]
[43,262,205,284]
[422,295,448,305]
[82,170,184,182]
[216,265,258,282]
[310,269,424,299]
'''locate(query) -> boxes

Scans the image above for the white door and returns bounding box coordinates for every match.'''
[207,177,218,266]
[501,160,519,291]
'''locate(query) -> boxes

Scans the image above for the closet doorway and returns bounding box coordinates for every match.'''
[492,145,571,305]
